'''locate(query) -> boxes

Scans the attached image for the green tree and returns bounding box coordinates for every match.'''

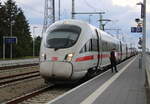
[1,0,33,58]
[0,1,7,58]
[13,9,32,57]
[0,1,3,58]
[2,0,19,58]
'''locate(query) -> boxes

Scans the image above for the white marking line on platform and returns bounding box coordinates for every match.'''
[47,68,111,104]
[80,57,137,104]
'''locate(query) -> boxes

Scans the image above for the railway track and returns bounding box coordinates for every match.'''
[1,57,135,104]
[4,84,75,104]
[0,71,40,86]
[5,85,53,104]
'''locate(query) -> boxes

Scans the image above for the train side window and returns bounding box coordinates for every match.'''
[113,44,115,50]
[79,42,88,53]
[80,45,85,53]
[105,41,108,51]
[90,39,93,51]
[102,40,104,51]
[85,41,89,52]
[117,44,120,51]
[107,42,109,51]
[115,44,119,51]
[80,39,92,53]
[92,39,98,51]
[102,40,107,51]
[108,42,111,51]
[86,40,92,52]
[85,44,87,52]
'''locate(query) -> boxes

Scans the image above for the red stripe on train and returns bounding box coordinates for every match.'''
[75,55,94,62]
[76,54,110,62]
[75,52,129,62]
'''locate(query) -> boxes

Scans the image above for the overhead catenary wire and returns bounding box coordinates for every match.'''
[15,1,43,15]
[84,0,98,12]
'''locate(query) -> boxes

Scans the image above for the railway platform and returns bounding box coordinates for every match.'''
[47,56,148,104]
[0,58,39,67]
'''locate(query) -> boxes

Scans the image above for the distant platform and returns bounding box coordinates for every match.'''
[0,58,39,67]
[47,56,147,104]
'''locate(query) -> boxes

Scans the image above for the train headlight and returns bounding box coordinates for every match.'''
[65,53,74,62]
[41,53,46,60]
[41,53,45,57]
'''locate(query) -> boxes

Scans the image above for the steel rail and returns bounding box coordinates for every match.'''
[0,71,39,80]
[0,73,40,86]
[5,85,54,104]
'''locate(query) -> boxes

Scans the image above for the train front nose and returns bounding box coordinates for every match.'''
[40,61,73,80]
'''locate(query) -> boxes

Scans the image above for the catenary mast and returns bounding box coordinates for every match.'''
[42,0,55,34]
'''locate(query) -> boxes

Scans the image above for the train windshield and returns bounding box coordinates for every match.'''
[46,25,81,49]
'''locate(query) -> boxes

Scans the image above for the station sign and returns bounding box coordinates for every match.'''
[131,27,142,33]
[3,37,17,44]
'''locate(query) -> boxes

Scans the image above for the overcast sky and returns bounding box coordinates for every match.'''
[1,0,150,49]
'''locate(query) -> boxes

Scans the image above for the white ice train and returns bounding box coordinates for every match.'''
[40,19,136,83]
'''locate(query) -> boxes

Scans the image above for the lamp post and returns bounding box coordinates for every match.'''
[136,0,146,71]
[33,26,38,57]
[99,19,111,30]
[143,0,146,71]
[10,2,13,59]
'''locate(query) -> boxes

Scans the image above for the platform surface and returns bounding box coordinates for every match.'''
[0,58,39,67]
[48,56,147,104]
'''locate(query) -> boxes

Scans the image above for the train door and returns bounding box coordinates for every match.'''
[95,29,102,69]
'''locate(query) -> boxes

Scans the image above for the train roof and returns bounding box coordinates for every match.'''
[89,24,120,44]
[53,19,89,26]
[49,19,122,44]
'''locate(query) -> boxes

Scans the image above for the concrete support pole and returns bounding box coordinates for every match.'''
[53,0,55,23]
[10,22,12,59]
[3,37,5,60]
[72,0,75,19]
[99,14,102,29]
[142,0,146,70]
[33,28,35,57]
[33,27,38,57]
[58,0,60,20]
